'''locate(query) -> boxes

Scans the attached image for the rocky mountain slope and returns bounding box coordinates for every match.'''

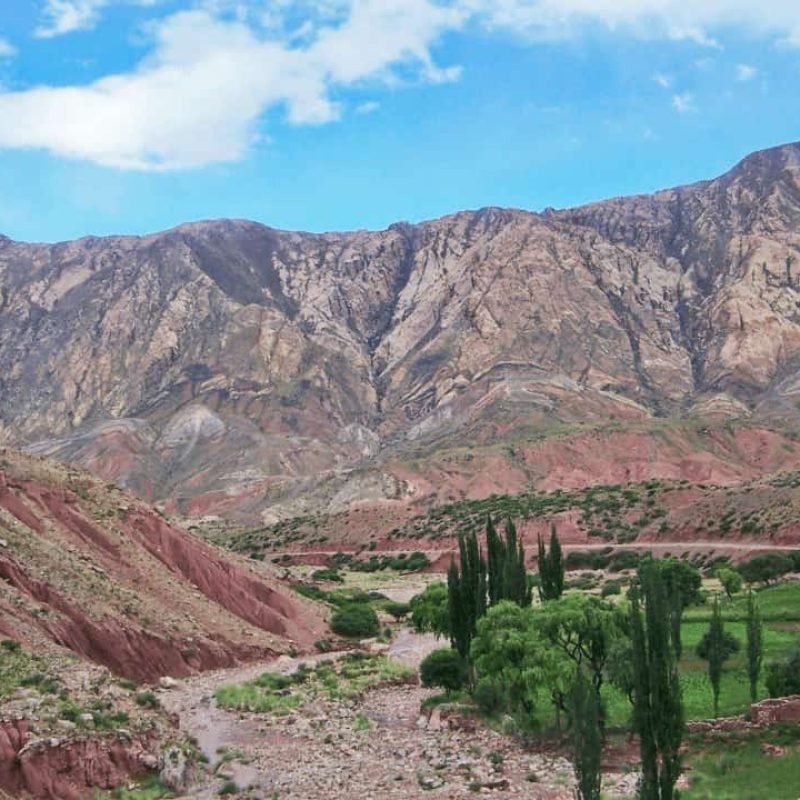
[3,142,800,524]
[0,449,325,682]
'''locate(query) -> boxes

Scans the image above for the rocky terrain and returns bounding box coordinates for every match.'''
[3,142,800,527]
[0,449,326,681]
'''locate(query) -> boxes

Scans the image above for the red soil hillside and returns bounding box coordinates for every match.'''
[0,449,326,683]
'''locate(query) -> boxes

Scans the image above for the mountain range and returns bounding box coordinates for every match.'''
[3,142,800,528]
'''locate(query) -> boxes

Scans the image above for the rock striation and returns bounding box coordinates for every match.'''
[3,142,800,521]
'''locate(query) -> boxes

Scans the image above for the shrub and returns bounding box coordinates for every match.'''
[601,580,623,597]
[419,648,466,693]
[0,640,20,653]
[738,554,792,586]
[314,638,334,653]
[766,644,800,697]
[311,568,344,583]
[385,601,411,621]
[330,603,380,639]
[134,691,160,709]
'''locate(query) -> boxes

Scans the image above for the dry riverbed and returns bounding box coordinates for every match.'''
[160,630,634,799]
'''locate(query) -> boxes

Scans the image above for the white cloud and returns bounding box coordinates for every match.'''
[736,63,758,81]
[36,0,158,38]
[653,73,672,89]
[3,3,464,170]
[355,100,380,114]
[7,0,800,171]
[672,92,696,113]
[463,0,800,46]
[0,38,17,58]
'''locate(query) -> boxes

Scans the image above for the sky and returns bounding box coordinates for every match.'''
[0,1,798,243]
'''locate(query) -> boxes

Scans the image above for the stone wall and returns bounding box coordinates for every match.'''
[751,695,800,726]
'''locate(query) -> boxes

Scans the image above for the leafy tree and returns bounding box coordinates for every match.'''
[746,590,763,704]
[716,568,743,601]
[470,601,563,721]
[696,598,739,718]
[538,525,565,602]
[629,559,684,800]
[765,643,800,697]
[410,582,449,637]
[738,554,792,586]
[420,648,466,693]
[658,558,702,659]
[535,593,626,698]
[330,603,379,638]
[570,669,602,800]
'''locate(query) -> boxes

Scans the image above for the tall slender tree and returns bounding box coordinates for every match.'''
[570,669,603,800]
[502,518,531,607]
[447,531,487,660]
[486,515,505,605]
[746,590,763,704]
[629,559,684,800]
[538,525,565,602]
[704,597,726,719]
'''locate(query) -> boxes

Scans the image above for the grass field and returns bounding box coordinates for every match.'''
[682,728,800,800]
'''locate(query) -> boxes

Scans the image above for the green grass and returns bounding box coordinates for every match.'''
[214,653,414,714]
[683,728,800,799]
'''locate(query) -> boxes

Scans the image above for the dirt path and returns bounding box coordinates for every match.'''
[159,631,582,799]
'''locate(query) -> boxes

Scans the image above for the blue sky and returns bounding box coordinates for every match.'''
[0,1,798,243]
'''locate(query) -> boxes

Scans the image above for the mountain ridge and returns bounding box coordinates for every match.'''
[3,141,800,525]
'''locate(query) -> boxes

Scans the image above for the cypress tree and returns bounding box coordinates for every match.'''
[447,531,488,660]
[486,515,505,605]
[746,589,763,704]
[630,559,684,800]
[570,669,602,800]
[538,525,564,602]
[537,532,550,601]
[705,597,725,718]
[549,524,564,599]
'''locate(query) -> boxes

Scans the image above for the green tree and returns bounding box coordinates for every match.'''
[570,669,602,800]
[746,590,763,704]
[535,593,626,698]
[629,559,684,800]
[486,515,505,605]
[447,531,488,659]
[716,568,743,601]
[470,601,563,722]
[502,518,531,607]
[538,525,565,602]
[420,648,466,693]
[659,558,702,659]
[738,554,792,586]
[766,643,800,697]
[696,598,739,718]
[410,582,449,638]
[330,603,380,638]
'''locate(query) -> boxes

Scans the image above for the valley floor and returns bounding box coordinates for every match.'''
[160,631,589,800]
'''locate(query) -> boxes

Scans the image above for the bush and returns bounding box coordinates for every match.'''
[311,568,344,583]
[330,603,380,639]
[473,678,504,715]
[134,691,160,709]
[738,554,793,586]
[766,644,800,697]
[601,580,623,597]
[419,648,466,693]
[384,601,411,621]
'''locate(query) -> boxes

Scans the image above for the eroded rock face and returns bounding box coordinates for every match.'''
[0,449,326,681]
[3,143,800,520]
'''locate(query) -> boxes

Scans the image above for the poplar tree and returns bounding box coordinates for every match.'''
[486,515,505,605]
[629,559,684,800]
[447,531,487,660]
[538,525,565,602]
[570,669,603,800]
[746,590,763,704]
[704,597,726,719]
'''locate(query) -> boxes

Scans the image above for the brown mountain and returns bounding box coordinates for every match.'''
[2,142,800,526]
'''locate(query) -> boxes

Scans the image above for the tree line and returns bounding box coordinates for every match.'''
[414,516,765,800]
